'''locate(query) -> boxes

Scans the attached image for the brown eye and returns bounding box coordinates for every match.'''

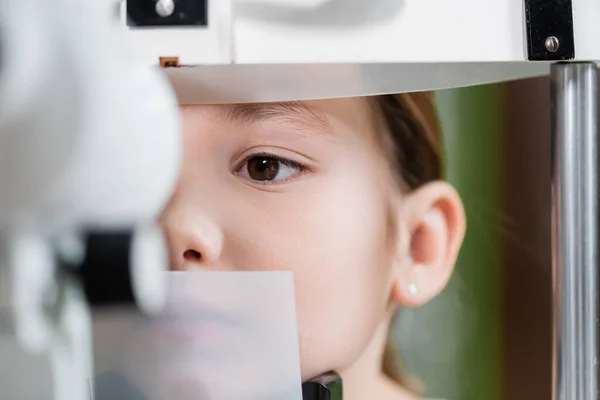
[238,154,305,183]
[246,156,280,181]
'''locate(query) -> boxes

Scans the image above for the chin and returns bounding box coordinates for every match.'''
[298,343,349,382]
[300,361,341,383]
[300,365,328,382]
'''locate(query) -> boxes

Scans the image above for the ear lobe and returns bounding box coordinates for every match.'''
[392,182,466,307]
[391,261,433,307]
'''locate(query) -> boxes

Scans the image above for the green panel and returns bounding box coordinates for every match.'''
[394,84,504,400]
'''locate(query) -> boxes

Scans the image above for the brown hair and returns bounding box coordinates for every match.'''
[375,92,442,191]
[373,92,443,391]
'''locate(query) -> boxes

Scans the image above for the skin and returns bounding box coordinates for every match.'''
[159,97,466,400]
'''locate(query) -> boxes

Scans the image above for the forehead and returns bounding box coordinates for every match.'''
[301,97,374,130]
[182,97,375,134]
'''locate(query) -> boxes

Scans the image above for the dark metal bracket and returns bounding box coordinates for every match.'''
[127,0,208,27]
[524,0,575,61]
[302,372,343,400]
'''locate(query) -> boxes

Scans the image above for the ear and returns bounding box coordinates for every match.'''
[391,182,466,307]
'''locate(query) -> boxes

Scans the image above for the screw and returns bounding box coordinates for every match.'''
[545,36,560,53]
[156,0,175,17]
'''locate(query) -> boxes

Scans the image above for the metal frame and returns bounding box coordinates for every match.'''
[551,62,598,400]
[524,1,598,399]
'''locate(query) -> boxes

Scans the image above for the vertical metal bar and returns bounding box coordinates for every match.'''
[581,64,599,400]
[551,62,598,400]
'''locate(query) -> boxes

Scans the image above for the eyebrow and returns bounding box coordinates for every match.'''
[218,101,331,132]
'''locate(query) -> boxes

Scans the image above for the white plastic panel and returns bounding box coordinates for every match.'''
[168,62,552,104]
[572,0,600,59]
[118,0,600,66]
[234,0,527,63]
[92,272,302,400]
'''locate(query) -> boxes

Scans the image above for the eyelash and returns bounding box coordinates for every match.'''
[236,151,308,185]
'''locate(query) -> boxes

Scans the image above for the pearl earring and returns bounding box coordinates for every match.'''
[406,283,418,297]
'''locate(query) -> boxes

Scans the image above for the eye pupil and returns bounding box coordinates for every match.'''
[247,156,279,181]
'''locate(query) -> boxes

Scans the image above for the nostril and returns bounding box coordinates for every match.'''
[183,249,201,261]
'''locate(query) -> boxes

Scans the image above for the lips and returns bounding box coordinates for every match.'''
[154,317,229,343]
[151,301,242,344]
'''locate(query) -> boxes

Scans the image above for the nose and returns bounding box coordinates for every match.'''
[160,201,224,271]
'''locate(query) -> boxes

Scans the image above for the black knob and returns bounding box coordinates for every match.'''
[59,231,137,308]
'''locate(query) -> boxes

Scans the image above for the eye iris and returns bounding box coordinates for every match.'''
[247,156,279,181]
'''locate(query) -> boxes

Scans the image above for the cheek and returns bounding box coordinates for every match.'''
[294,177,394,376]
[224,169,395,378]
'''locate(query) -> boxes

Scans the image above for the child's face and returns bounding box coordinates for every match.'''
[160,98,463,381]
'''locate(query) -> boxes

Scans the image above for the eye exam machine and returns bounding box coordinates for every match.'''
[0,0,598,399]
